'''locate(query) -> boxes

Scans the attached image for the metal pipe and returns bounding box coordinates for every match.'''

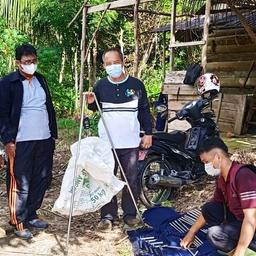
[65,93,86,255]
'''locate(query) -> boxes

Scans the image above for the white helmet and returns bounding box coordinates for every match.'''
[196,73,220,97]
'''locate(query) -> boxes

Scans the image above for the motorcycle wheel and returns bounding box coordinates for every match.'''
[139,155,175,208]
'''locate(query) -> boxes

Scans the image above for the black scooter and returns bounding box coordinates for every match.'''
[138,95,219,208]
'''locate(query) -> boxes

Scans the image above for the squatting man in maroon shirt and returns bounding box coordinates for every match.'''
[180,137,256,256]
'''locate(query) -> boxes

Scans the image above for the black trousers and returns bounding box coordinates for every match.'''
[6,138,54,230]
[202,202,256,253]
[100,148,139,221]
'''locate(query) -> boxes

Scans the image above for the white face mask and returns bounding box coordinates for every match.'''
[21,63,37,75]
[204,163,221,176]
[105,64,123,78]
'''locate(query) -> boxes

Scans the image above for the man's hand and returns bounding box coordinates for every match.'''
[140,135,152,149]
[0,156,4,169]
[232,249,246,256]
[180,231,195,249]
[5,142,16,159]
[181,214,206,249]
[84,92,95,104]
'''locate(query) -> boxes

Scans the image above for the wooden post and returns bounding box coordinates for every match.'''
[201,0,211,72]
[133,0,140,78]
[170,0,177,71]
[163,31,166,78]
[68,0,89,28]
[84,4,110,63]
[79,6,88,108]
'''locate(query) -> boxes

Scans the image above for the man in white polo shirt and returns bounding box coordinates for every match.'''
[87,48,152,230]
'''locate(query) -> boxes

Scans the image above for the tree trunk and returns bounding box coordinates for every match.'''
[119,28,124,57]
[74,49,79,110]
[59,49,66,84]
[79,7,88,108]
[138,35,156,77]
[92,37,97,86]
[87,50,93,88]
[133,0,140,77]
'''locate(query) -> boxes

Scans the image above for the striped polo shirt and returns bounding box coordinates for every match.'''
[88,76,152,149]
[212,162,256,221]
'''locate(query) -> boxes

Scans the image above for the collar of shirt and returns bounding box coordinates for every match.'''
[107,75,129,85]
[10,69,37,83]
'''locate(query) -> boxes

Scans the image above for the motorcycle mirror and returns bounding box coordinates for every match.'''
[156,104,167,113]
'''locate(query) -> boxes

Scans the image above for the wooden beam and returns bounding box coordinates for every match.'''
[87,0,154,14]
[68,0,89,28]
[84,4,110,65]
[170,0,177,70]
[163,31,166,79]
[170,40,205,48]
[234,95,247,135]
[117,8,172,17]
[201,0,211,71]
[133,0,140,78]
[225,0,256,44]
[206,61,255,72]
[79,7,88,108]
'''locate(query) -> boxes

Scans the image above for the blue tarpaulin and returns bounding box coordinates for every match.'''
[127,207,220,256]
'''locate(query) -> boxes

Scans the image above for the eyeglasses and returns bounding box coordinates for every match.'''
[20,59,38,65]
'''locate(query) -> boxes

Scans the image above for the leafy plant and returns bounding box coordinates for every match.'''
[0,18,28,77]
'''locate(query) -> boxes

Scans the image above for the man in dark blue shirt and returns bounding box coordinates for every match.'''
[86,48,152,230]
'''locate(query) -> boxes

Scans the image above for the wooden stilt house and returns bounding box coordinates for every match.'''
[158,0,256,134]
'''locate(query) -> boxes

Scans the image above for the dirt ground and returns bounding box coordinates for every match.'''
[0,133,255,256]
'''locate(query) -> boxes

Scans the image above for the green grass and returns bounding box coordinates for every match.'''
[222,134,256,153]
[57,118,78,130]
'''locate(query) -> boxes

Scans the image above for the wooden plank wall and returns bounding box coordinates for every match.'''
[163,71,199,131]
[163,72,249,134]
[212,94,247,134]
[162,28,256,134]
[206,28,256,91]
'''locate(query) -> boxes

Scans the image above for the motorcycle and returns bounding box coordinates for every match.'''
[138,95,220,208]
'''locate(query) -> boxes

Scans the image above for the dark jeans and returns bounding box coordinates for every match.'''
[6,138,54,230]
[100,147,139,221]
[202,202,256,253]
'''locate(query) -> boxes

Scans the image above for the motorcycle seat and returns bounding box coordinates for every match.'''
[153,131,187,145]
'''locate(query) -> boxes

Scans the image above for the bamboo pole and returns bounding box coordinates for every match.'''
[201,0,211,72]
[170,0,177,71]
[79,7,88,109]
[68,0,89,28]
[133,0,140,77]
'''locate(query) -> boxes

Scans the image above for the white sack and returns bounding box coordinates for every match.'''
[53,137,125,216]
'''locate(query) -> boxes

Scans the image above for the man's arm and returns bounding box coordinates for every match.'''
[87,84,100,112]
[233,168,256,256]
[138,82,152,148]
[233,208,256,256]
[180,214,206,248]
[138,82,152,135]
[0,79,16,145]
